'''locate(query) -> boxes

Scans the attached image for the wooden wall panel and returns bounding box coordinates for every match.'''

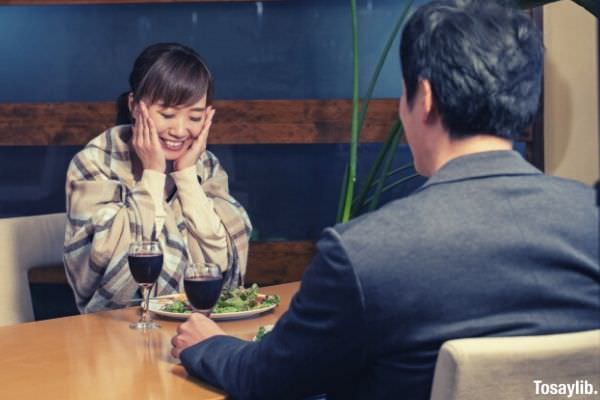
[28,240,315,287]
[244,240,314,286]
[0,99,399,145]
[28,265,68,285]
[0,102,115,146]
[0,100,404,146]
[0,99,536,146]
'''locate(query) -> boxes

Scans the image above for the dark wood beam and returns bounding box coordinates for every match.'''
[0,99,400,145]
[29,240,315,287]
[0,98,536,146]
[245,240,315,286]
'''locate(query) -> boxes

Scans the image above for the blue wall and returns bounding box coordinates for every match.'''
[0,0,427,240]
[0,0,428,102]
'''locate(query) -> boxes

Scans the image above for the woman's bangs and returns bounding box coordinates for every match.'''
[139,59,210,107]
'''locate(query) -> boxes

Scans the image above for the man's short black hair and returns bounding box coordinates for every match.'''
[400,0,544,139]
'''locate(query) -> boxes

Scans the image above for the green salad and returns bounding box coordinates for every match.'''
[161,283,280,314]
[253,324,274,341]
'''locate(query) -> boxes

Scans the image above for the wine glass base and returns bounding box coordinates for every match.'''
[129,321,160,330]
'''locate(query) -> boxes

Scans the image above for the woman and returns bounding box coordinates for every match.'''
[64,43,251,313]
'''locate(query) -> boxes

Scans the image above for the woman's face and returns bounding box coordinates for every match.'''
[135,96,208,161]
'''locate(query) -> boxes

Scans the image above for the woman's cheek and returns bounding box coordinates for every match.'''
[151,119,167,134]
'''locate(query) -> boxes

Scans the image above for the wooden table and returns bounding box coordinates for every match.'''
[0,282,299,399]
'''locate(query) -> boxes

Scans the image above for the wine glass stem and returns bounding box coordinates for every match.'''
[140,284,151,324]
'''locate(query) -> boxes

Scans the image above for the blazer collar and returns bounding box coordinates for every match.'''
[419,150,541,190]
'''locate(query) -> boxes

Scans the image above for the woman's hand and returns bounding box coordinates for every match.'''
[173,106,216,171]
[132,100,166,172]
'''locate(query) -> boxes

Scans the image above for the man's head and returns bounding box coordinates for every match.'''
[398,0,543,173]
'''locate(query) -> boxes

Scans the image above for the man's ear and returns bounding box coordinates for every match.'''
[419,79,437,123]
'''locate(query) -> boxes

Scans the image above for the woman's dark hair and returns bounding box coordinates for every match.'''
[116,42,213,125]
[400,0,543,139]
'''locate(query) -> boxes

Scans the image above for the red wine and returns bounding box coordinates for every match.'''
[184,276,224,311]
[128,253,163,284]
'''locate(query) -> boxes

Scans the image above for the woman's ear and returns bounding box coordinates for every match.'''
[128,93,137,124]
[128,93,135,113]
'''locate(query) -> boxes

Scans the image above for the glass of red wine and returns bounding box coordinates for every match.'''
[128,240,163,330]
[184,262,224,316]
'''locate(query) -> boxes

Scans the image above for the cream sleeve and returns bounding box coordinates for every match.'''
[170,166,228,268]
[140,169,167,235]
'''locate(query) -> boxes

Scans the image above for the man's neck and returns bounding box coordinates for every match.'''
[429,134,513,175]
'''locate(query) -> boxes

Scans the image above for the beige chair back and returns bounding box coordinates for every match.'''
[430,329,600,400]
[0,213,66,326]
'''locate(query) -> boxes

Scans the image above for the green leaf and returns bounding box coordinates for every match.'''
[363,163,415,193]
[368,128,400,212]
[341,1,417,222]
[339,0,360,223]
[357,0,415,134]
[337,164,350,223]
[362,173,421,207]
[351,120,402,215]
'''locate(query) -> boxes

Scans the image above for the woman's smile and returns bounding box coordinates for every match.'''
[160,137,188,152]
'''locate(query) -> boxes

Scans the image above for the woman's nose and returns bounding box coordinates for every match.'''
[167,118,188,138]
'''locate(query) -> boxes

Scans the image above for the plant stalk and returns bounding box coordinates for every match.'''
[339,0,360,223]
[362,173,421,207]
[352,119,401,213]
[368,129,400,211]
[337,164,350,222]
[357,0,415,134]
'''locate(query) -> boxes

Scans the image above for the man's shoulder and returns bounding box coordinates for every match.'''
[541,174,596,193]
[522,173,598,209]
[330,193,430,271]
[330,170,597,264]
[334,190,429,238]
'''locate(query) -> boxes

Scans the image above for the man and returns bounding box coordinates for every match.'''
[171,1,600,399]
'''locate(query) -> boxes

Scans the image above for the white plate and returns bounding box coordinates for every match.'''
[147,294,278,321]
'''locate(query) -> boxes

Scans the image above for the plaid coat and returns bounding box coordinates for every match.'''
[64,125,251,313]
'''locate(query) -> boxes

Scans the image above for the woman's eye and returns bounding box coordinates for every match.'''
[190,117,204,122]
[160,113,175,119]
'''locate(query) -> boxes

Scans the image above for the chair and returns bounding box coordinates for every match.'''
[430,329,600,400]
[0,213,66,326]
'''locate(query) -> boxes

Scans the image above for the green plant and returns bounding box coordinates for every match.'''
[337,0,598,223]
[337,0,416,223]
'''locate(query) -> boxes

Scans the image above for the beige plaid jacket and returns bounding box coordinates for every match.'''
[64,125,251,313]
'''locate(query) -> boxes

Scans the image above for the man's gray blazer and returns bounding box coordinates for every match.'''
[181,151,600,400]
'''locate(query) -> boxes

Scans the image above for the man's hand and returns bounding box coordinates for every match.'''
[173,106,216,171]
[132,100,166,172]
[171,312,226,359]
